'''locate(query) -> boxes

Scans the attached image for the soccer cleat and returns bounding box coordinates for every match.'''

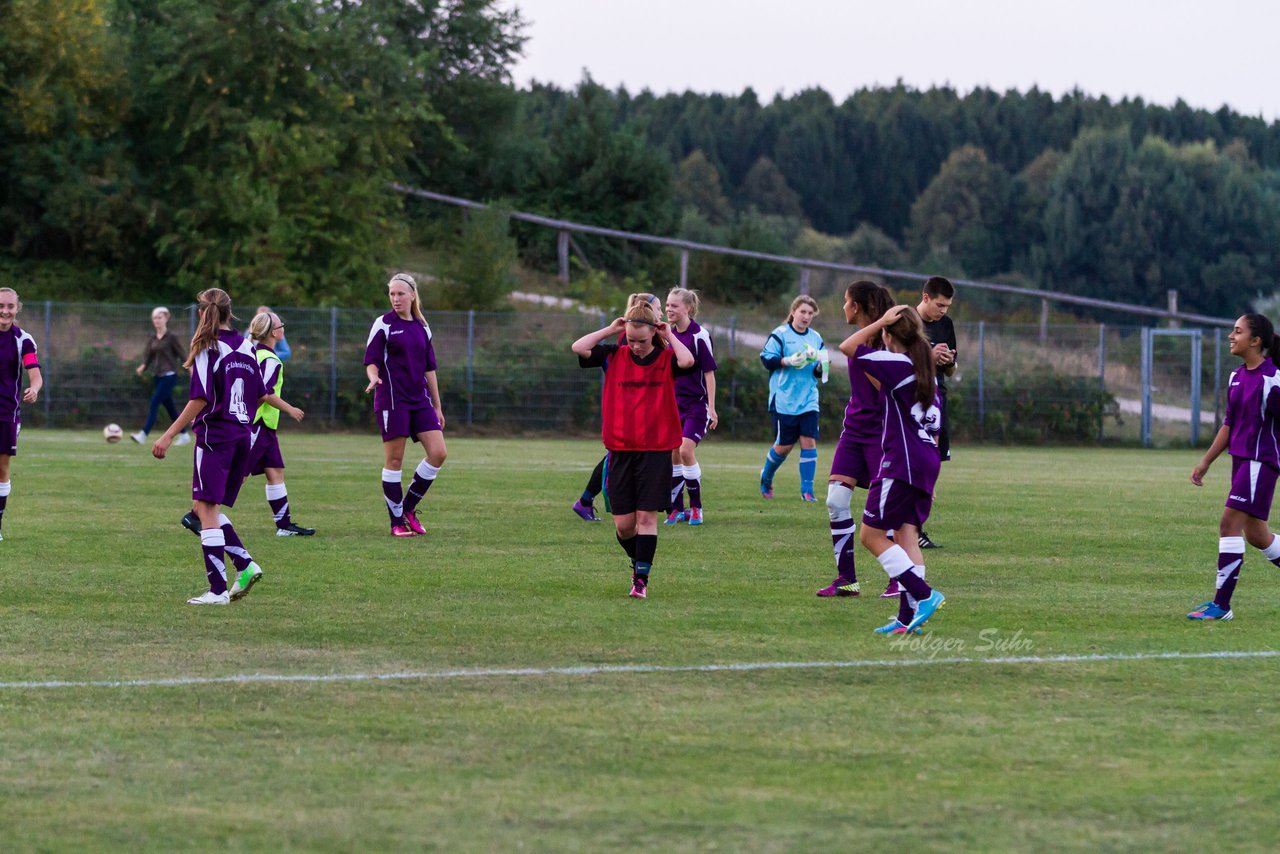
[880,579,901,599]
[904,590,946,632]
[629,575,648,599]
[760,477,774,499]
[687,508,703,526]
[664,510,686,525]
[187,590,230,605]
[181,511,201,536]
[918,530,943,549]
[390,522,417,537]
[130,430,146,444]
[276,522,316,537]
[174,432,192,446]
[403,510,426,536]
[817,578,860,597]
[571,499,601,522]
[229,562,263,601]
[801,491,817,502]
[0,530,5,542]
[1187,601,1233,621]
[873,618,920,635]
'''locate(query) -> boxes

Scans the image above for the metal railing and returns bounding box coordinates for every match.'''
[393,183,1236,331]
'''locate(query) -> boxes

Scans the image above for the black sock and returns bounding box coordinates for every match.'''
[585,456,606,500]
[617,533,637,561]
[897,592,914,625]
[897,568,932,601]
[634,534,657,576]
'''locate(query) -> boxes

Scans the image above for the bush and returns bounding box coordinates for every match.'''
[951,371,1120,442]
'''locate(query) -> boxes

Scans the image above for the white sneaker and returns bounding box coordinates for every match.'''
[130,431,146,444]
[174,432,192,446]
[187,590,230,605]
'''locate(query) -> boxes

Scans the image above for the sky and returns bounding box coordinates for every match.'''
[506,0,1280,121]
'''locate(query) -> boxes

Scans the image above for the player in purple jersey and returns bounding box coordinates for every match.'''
[844,304,947,634]
[663,288,718,526]
[816,281,894,598]
[153,289,268,605]
[0,288,44,543]
[1187,314,1280,621]
[364,273,446,537]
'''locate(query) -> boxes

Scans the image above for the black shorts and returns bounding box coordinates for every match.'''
[605,450,672,516]
[937,391,951,461]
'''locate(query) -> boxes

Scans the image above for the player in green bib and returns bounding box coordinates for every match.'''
[245,311,314,536]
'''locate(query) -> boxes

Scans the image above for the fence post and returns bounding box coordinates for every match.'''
[557,231,571,284]
[799,267,810,295]
[328,307,338,423]
[466,309,475,426]
[1039,299,1049,345]
[679,250,689,288]
[1167,289,1180,328]
[1140,328,1153,447]
[976,320,985,438]
[1213,327,1222,430]
[1097,323,1106,443]
[728,315,736,359]
[43,300,52,420]
[1190,329,1202,445]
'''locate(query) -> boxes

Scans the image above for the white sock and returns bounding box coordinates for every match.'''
[1261,534,1280,562]
[875,544,914,578]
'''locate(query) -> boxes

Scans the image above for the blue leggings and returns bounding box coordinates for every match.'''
[143,374,180,434]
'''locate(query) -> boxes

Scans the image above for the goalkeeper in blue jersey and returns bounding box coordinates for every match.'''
[759,295,828,501]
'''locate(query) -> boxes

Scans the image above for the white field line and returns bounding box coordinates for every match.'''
[2,649,1277,691]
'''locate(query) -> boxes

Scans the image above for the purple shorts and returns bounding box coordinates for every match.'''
[0,421,18,456]
[680,404,709,445]
[193,434,252,507]
[862,477,933,531]
[829,434,881,488]
[378,407,442,443]
[1226,456,1278,520]
[246,425,285,476]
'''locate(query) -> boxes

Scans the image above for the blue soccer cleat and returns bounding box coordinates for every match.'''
[873,618,920,635]
[904,590,946,632]
[663,510,686,525]
[1187,601,1233,621]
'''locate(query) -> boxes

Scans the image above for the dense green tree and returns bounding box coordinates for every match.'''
[907,145,1012,277]
[739,157,805,220]
[674,150,733,224]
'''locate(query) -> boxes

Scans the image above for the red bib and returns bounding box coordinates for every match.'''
[601,345,682,451]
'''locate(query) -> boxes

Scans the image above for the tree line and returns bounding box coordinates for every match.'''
[3,2,1278,317]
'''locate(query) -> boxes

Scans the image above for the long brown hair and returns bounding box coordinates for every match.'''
[883,306,936,406]
[846,281,893,343]
[184,288,233,369]
[786,294,819,325]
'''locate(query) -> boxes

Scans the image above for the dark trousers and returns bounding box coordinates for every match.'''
[143,374,180,434]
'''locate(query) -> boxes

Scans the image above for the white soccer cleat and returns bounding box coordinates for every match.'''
[174,432,192,446]
[130,431,146,444]
[187,590,230,605]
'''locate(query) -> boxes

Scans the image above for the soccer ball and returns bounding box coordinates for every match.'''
[103,423,123,443]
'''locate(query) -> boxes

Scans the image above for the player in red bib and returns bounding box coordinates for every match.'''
[572,301,696,598]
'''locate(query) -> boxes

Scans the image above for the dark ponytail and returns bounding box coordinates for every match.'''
[1244,313,1280,367]
[845,281,895,324]
[882,306,936,406]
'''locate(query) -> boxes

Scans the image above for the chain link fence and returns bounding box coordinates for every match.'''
[17,302,1224,448]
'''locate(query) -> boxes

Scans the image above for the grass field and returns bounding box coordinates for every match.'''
[2,431,1278,851]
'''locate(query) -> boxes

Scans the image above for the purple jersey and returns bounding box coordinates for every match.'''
[842,345,883,444]
[363,311,437,411]
[671,320,717,410]
[190,330,265,444]
[0,324,39,424]
[1224,360,1280,469]
[855,344,942,494]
